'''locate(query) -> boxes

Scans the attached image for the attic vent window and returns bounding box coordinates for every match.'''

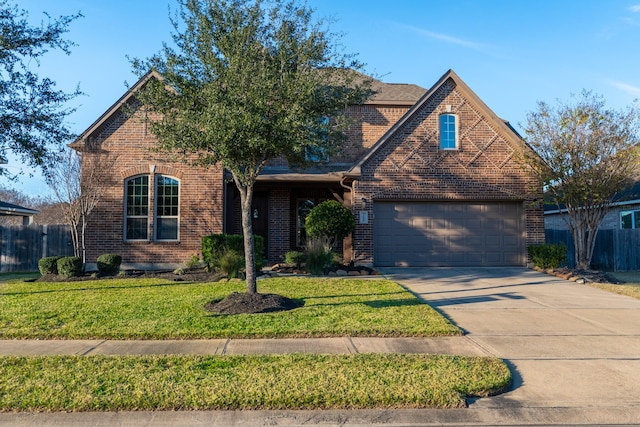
[439,113,458,150]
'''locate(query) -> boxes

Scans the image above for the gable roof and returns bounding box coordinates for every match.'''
[349,69,525,176]
[70,69,425,152]
[69,70,162,150]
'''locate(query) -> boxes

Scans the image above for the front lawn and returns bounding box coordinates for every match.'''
[0,354,510,410]
[589,271,640,300]
[0,276,460,339]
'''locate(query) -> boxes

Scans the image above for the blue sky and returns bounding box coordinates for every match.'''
[5,0,640,196]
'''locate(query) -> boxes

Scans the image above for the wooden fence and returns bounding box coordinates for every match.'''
[0,225,74,272]
[545,228,640,271]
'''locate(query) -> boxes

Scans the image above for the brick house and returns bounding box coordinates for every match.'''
[71,69,543,269]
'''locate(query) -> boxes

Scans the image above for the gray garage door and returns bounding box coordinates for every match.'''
[374,201,525,267]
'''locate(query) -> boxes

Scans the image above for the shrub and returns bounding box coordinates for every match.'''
[528,243,568,269]
[219,249,245,279]
[96,254,122,275]
[38,256,62,275]
[202,234,264,270]
[305,200,355,242]
[285,250,306,267]
[305,237,334,275]
[57,256,83,278]
[185,253,202,269]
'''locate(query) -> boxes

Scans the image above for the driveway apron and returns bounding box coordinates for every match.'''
[379,267,640,425]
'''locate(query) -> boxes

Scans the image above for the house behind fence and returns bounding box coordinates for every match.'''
[546,229,640,271]
[0,225,74,272]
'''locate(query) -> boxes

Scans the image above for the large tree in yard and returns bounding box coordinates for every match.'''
[0,1,82,178]
[524,91,640,270]
[132,0,371,295]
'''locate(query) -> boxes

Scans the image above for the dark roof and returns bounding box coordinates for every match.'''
[544,181,640,213]
[614,181,640,203]
[0,201,40,216]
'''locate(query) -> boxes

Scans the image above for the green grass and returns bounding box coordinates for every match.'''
[0,354,510,410]
[0,272,39,282]
[0,276,460,339]
[589,271,640,299]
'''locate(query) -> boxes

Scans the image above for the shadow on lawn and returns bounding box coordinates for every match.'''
[0,280,199,296]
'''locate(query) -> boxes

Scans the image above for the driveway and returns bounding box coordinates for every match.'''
[379,267,640,425]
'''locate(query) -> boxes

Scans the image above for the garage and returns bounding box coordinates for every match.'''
[373,201,525,267]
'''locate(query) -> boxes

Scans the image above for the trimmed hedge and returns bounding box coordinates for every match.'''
[96,254,122,275]
[305,200,354,241]
[57,256,83,278]
[38,256,62,275]
[528,243,568,269]
[202,234,265,270]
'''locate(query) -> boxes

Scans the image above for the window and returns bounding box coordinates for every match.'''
[296,199,315,246]
[124,174,180,241]
[125,176,149,240]
[155,175,179,240]
[621,210,640,229]
[305,117,330,162]
[439,113,458,150]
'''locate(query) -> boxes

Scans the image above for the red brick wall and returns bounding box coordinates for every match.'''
[80,103,224,267]
[352,78,544,264]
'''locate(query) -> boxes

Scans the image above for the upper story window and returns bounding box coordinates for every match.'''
[439,113,458,150]
[155,175,179,240]
[621,210,640,229]
[124,174,180,241]
[305,116,330,163]
[125,176,149,240]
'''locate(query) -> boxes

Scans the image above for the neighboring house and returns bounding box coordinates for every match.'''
[544,182,640,230]
[0,201,39,225]
[70,69,543,269]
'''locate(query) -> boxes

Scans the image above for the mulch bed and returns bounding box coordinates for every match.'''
[535,267,623,284]
[205,292,305,314]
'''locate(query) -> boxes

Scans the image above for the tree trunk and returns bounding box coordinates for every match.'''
[237,182,258,294]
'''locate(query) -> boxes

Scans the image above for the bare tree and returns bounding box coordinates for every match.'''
[523,91,640,270]
[47,148,108,263]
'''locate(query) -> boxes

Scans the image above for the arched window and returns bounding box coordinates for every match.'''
[125,175,149,240]
[123,174,179,241]
[155,175,179,240]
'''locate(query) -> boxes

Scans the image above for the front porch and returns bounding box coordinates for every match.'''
[224,175,354,264]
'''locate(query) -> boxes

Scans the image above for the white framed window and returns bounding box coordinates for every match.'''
[439,113,458,150]
[621,210,640,229]
[125,175,149,240]
[155,175,179,240]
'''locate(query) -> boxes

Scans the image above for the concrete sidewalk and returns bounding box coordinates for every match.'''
[0,336,485,357]
[2,267,640,426]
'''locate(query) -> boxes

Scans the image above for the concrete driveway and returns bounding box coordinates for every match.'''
[379,266,640,425]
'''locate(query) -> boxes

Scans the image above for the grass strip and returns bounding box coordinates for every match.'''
[0,354,510,411]
[589,283,640,299]
[588,271,640,299]
[0,277,460,339]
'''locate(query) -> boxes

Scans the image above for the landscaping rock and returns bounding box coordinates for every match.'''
[336,269,348,276]
[348,271,360,276]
